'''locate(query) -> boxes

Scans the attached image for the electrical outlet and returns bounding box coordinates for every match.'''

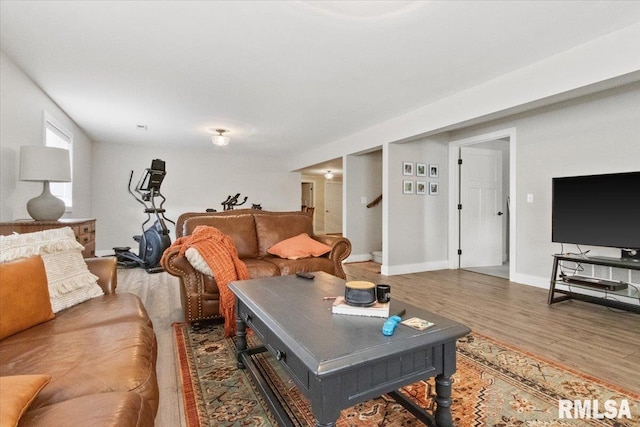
[526,194,533,203]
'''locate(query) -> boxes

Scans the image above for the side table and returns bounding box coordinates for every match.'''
[0,218,96,258]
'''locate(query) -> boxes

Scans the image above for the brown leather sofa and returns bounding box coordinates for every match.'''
[162,209,352,323]
[0,257,158,427]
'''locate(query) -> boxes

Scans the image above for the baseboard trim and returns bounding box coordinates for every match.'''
[344,254,373,263]
[382,260,449,276]
[95,249,114,257]
[510,272,549,289]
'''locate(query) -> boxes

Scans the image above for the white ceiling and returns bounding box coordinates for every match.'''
[2,1,640,164]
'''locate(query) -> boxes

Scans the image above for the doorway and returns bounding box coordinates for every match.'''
[301,180,316,231]
[324,181,343,234]
[448,129,516,280]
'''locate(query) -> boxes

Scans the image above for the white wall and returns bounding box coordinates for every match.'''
[344,150,382,261]
[448,82,640,286]
[1,49,303,254]
[289,23,640,173]
[384,135,449,275]
[92,142,300,253]
[0,51,94,221]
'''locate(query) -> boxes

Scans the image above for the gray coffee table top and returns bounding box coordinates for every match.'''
[229,271,470,377]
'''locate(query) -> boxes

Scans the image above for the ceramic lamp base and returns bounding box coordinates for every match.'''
[27,181,65,221]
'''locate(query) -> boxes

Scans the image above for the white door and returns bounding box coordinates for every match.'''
[460,147,503,267]
[324,182,343,234]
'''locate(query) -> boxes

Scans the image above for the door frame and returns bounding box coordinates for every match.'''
[301,179,317,231]
[447,128,517,280]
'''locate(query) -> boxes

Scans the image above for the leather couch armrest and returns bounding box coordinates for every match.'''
[313,234,352,279]
[161,246,214,322]
[85,257,117,294]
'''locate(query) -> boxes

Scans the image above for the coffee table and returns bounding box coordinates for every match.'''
[229,272,470,427]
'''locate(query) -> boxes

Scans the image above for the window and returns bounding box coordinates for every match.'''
[44,112,73,210]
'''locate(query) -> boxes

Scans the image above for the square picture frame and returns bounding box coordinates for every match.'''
[429,181,439,195]
[403,161,414,176]
[416,163,427,177]
[403,180,414,194]
[416,181,427,195]
[429,164,439,178]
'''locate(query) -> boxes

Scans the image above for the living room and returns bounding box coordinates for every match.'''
[1,2,639,426]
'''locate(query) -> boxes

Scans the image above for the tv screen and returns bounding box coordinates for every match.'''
[552,171,640,250]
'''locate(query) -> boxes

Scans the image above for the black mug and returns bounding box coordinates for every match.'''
[376,284,391,303]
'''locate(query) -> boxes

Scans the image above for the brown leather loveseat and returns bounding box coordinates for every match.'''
[0,257,158,427]
[162,209,351,323]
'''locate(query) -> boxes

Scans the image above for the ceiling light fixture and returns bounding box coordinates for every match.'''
[211,129,230,146]
[324,170,334,180]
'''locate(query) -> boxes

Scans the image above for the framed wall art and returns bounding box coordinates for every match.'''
[429,181,439,195]
[416,163,426,177]
[429,164,439,178]
[403,162,413,176]
[416,181,426,195]
[403,180,414,194]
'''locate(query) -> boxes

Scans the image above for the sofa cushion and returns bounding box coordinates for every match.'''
[0,256,54,340]
[0,315,158,412]
[0,375,51,427]
[0,294,153,342]
[184,215,258,258]
[0,227,103,313]
[254,213,314,258]
[243,258,281,279]
[263,256,335,277]
[18,392,155,427]
[267,233,331,260]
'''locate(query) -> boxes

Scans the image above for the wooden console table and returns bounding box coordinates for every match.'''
[0,218,96,258]
[548,253,640,314]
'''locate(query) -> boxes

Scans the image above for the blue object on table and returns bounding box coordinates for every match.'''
[382,316,401,336]
[382,309,406,336]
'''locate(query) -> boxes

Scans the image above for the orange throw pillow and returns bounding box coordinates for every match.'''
[0,375,51,427]
[0,255,54,340]
[267,233,331,260]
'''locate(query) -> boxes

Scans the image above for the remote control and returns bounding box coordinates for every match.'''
[296,271,315,279]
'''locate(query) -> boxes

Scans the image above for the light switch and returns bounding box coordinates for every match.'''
[527,194,533,203]
[361,196,367,204]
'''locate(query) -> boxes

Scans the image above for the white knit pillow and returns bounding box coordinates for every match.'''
[0,227,102,312]
[185,247,214,277]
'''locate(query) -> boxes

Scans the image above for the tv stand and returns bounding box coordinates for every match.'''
[549,254,640,314]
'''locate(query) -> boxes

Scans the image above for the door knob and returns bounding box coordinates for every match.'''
[497,211,504,216]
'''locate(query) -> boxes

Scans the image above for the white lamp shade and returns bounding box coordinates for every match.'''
[20,146,71,182]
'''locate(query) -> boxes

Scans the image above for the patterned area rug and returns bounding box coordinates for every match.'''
[173,322,639,426]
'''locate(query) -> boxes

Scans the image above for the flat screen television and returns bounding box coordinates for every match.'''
[552,171,640,257]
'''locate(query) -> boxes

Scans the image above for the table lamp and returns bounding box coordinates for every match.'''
[20,145,71,221]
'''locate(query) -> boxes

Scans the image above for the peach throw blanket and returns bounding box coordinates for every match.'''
[168,225,248,336]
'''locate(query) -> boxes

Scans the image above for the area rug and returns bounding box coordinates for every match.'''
[173,322,639,426]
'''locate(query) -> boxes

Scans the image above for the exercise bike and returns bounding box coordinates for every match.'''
[114,159,175,273]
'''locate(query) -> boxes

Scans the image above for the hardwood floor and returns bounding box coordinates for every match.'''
[117,267,186,427]
[117,262,640,427]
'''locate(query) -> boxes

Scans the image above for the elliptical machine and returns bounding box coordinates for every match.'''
[114,159,175,273]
